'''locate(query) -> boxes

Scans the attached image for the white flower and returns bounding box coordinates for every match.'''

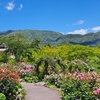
[18,88,22,93]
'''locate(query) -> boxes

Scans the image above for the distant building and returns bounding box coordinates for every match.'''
[0,44,6,53]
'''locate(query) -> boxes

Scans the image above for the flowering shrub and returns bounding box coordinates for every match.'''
[16,62,38,83]
[93,88,100,99]
[17,62,34,75]
[44,73,62,88]
[60,72,99,100]
[0,66,26,100]
[44,72,100,100]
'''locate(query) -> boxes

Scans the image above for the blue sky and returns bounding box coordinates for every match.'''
[0,0,100,35]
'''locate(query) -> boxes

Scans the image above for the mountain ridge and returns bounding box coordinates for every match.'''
[0,29,100,46]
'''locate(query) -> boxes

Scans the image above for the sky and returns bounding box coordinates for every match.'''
[0,0,100,35]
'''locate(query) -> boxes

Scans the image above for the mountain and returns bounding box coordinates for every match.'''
[56,32,100,46]
[0,30,100,46]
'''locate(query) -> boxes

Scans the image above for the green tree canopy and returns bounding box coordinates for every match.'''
[0,33,30,62]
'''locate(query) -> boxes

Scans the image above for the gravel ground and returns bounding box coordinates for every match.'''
[22,83,60,100]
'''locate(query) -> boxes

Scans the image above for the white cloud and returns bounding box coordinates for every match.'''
[67,29,88,35]
[18,4,23,10]
[91,26,100,32]
[72,20,84,25]
[6,2,15,10]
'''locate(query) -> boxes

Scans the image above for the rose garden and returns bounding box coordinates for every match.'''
[0,33,100,100]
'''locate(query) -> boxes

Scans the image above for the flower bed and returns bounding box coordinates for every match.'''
[44,72,100,100]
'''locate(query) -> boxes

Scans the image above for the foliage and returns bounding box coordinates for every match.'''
[44,73,62,88]
[1,30,100,46]
[44,72,100,100]
[60,72,98,100]
[0,30,62,46]
[0,32,100,73]
[0,93,6,100]
[28,44,100,73]
[31,37,42,50]
[0,66,26,100]
[0,33,29,62]
[0,31,100,99]
[0,53,8,63]
[16,62,38,83]
[93,88,100,99]
[7,58,16,66]
[24,75,38,83]
[66,59,90,73]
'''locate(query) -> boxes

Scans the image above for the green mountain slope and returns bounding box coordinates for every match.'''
[0,30,100,46]
[0,30,63,45]
[56,32,100,46]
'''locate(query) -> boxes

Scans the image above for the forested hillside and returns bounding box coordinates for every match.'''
[0,30,100,46]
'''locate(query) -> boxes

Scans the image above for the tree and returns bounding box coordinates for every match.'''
[31,37,42,50]
[0,33,29,62]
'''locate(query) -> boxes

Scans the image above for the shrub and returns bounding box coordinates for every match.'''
[16,62,36,83]
[60,72,99,100]
[0,66,26,100]
[44,72,100,100]
[93,88,100,99]
[44,73,62,88]
[0,53,8,63]
[24,75,38,83]
[0,93,6,100]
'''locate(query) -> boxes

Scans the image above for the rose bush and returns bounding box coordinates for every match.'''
[17,62,34,77]
[44,72,100,100]
[0,66,26,100]
[93,88,100,99]
[44,73,62,88]
[16,62,38,83]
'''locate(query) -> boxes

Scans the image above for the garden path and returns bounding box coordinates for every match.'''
[22,83,61,100]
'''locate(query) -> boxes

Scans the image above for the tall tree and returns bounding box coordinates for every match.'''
[0,33,29,62]
[31,37,42,50]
